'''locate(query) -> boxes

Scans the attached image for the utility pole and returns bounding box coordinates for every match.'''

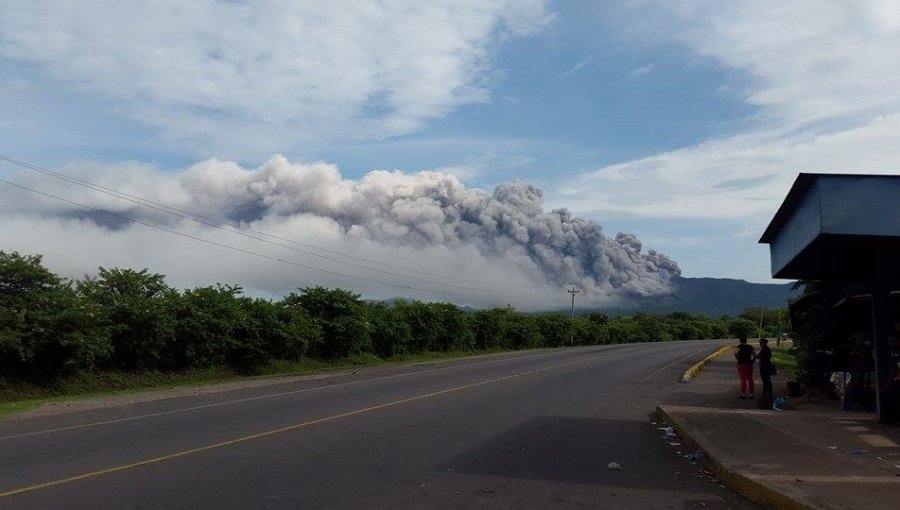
[568,286,580,318]
[568,286,580,345]
[758,308,765,340]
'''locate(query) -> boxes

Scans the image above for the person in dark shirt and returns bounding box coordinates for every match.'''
[735,337,756,399]
[758,338,775,398]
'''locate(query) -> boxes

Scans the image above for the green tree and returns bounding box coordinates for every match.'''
[0,251,109,380]
[728,318,757,341]
[472,308,512,350]
[585,312,609,325]
[739,306,788,338]
[365,302,412,358]
[431,302,474,351]
[535,314,574,347]
[264,298,322,361]
[505,314,543,349]
[388,301,473,353]
[77,267,177,370]
[167,284,246,368]
[573,316,609,345]
[286,287,369,359]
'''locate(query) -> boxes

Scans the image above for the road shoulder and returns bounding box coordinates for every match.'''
[658,354,900,509]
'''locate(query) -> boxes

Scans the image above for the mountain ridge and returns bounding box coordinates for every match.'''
[601,275,796,317]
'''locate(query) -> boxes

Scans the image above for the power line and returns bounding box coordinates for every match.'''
[0,154,547,292]
[0,177,556,300]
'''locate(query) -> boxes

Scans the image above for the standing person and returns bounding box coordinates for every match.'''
[735,337,756,399]
[758,338,775,398]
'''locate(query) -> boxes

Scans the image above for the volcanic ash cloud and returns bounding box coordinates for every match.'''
[0,155,681,304]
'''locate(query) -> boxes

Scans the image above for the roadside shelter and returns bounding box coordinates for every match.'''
[759,173,900,423]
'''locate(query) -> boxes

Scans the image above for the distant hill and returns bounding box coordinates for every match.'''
[603,276,797,317]
[372,276,797,317]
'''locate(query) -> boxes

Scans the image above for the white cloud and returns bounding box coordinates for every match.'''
[0,0,551,158]
[559,1,900,229]
[627,63,655,78]
[558,114,900,220]
[430,151,536,181]
[564,54,592,75]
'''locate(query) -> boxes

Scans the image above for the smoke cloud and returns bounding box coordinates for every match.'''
[0,156,680,309]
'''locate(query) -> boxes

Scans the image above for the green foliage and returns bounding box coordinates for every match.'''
[77,267,177,370]
[505,314,543,349]
[535,315,574,347]
[261,299,321,361]
[738,306,789,338]
[606,312,729,343]
[785,281,832,385]
[168,284,247,368]
[573,316,609,345]
[728,318,757,340]
[771,347,798,379]
[0,251,109,380]
[366,302,412,357]
[584,312,609,325]
[472,308,513,350]
[394,301,474,352]
[0,250,777,389]
[286,287,370,359]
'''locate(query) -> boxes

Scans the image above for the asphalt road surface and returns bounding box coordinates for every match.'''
[0,342,757,509]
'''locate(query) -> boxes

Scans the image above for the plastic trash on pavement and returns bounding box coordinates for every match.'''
[772,397,786,410]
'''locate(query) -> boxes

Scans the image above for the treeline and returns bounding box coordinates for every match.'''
[0,251,783,384]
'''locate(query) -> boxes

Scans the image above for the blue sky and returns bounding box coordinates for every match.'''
[3,1,900,304]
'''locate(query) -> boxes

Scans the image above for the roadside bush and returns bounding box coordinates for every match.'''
[365,302,412,358]
[0,251,110,381]
[573,316,609,345]
[505,314,543,349]
[0,249,781,390]
[472,308,512,350]
[77,267,177,370]
[286,287,369,359]
[167,284,246,368]
[432,302,475,351]
[266,299,322,361]
[535,314,574,347]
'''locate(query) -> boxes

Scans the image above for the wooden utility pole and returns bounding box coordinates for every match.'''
[568,286,580,318]
[568,286,580,345]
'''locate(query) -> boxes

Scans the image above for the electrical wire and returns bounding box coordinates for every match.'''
[0,154,549,291]
[0,177,563,300]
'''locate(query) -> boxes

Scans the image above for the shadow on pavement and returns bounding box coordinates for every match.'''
[438,415,734,494]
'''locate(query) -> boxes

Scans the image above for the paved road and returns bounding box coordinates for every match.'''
[0,342,756,509]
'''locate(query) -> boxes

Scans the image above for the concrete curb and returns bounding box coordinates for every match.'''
[681,345,734,383]
[656,405,812,510]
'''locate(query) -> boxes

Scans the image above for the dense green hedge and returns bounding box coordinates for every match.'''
[0,251,784,385]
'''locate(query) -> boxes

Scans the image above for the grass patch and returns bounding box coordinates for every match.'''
[0,350,484,417]
[772,347,798,379]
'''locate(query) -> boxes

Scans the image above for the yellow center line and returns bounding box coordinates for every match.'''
[0,348,578,442]
[0,352,606,499]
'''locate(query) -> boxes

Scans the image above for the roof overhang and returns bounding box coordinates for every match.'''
[760,173,900,282]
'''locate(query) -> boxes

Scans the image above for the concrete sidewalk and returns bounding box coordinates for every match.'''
[658,351,900,509]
